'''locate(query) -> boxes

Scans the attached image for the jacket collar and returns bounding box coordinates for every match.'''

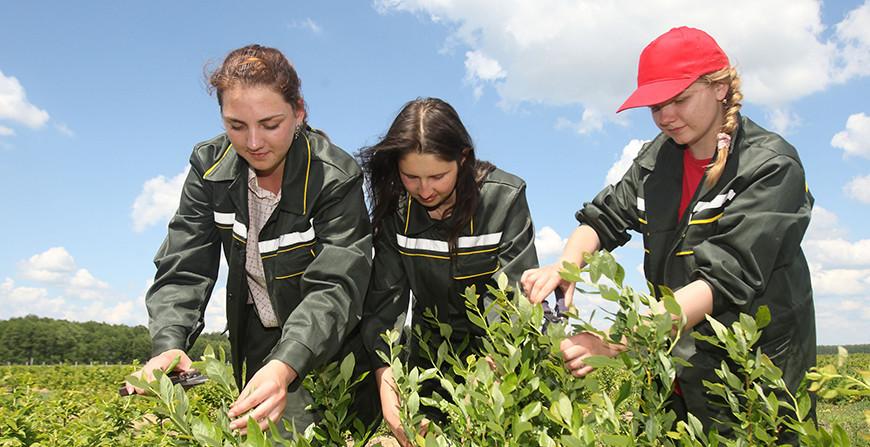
[398,194,438,236]
[202,129,315,216]
[633,113,746,173]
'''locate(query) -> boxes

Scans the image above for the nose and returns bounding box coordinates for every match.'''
[246,129,264,150]
[655,104,676,126]
[419,180,435,197]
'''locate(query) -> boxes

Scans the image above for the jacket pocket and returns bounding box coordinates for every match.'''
[267,244,316,281]
[452,250,499,282]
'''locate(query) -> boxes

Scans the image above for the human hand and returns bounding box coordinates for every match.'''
[227,360,297,434]
[521,263,575,306]
[560,332,624,377]
[376,367,411,447]
[125,349,193,395]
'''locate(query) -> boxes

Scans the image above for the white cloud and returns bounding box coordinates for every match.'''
[555,108,605,135]
[18,247,76,283]
[205,287,228,333]
[833,0,870,81]
[131,167,189,232]
[0,70,49,128]
[534,226,567,260]
[0,277,65,320]
[805,205,848,240]
[766,107,801,135]
[464,50,506,81]
[831,112,870,159]
[804,239,870,267]
[289,18,322,34]
[465,50,507,99]
[844,174,870,204]
[814,300,870,345]
[16,247,114,303]
[374,0,870,131]
[838,299,865,312]
[55,123,74,137]
[0,126,14,136]
[605,139,647,186]
[809,265,870,295]
[66,268,110,300]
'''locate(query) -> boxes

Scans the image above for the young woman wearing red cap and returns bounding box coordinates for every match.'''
[522,27,815,438]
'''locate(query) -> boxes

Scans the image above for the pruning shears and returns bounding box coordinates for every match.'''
[118,369,208,396]
[542,287,569,331]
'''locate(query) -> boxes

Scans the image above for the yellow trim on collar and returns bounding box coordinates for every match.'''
[675,250,694,256]
[204,144,233,178]
[638,217,648,225]
[303,134,312,214]
[404,196,412,235]
[202,143,233,178]
[689,213,723,225]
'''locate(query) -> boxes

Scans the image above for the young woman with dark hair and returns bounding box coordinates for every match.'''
[359,97,539,445]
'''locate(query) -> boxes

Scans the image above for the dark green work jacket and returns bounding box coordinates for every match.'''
[577,116,815,432]
[146,128,373,386]
[362,168,539,367]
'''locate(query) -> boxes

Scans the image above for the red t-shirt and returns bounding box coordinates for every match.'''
[678,150,712,221]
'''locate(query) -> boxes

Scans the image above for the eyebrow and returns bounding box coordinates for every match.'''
[223,113,285,124]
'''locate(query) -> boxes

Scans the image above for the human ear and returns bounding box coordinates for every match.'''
[714,83,729,102]
[460,148,471,165]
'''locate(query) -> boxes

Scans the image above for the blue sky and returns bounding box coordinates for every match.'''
[1,0,868,345]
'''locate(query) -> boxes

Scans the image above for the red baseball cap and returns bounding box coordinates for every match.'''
[617,27,729,113]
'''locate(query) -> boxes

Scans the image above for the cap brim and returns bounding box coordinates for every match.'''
[616,77,697,113]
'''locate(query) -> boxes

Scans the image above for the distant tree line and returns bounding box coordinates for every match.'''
[0,315,229,364]
[1,315,865,364]
[817,344,870,355]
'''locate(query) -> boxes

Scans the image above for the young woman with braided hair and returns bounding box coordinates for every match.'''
[521,27,815,439]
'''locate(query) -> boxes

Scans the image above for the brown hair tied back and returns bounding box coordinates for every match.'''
[701,66,743,187]
[206,44,307,125]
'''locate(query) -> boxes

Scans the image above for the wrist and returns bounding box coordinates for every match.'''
[266,359,297,387]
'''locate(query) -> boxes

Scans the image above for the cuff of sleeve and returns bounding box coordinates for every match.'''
[150,326,188,356]
[267,339,315,379]
[693,273,730,316]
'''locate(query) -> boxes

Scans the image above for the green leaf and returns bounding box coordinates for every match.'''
[437,322,453,339]
[754,305,771,329]
[581,355,623,369]
[520,401,542,422]
[497,272,509,291]
[339,352,355,383]
[600,434,631,446]
[557,394,572,423]
[663,294,682,318]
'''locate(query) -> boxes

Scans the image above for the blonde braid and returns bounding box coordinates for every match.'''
[703,67,743,187]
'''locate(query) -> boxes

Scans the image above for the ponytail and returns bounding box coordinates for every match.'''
[702,67,743,187]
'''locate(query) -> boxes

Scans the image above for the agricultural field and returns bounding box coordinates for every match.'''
[1,354,867,446]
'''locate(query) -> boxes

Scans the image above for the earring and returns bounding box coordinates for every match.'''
[721,98,728,105]
[293,124,302,139]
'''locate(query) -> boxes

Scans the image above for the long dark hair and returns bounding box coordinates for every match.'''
[359,98,495,245]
